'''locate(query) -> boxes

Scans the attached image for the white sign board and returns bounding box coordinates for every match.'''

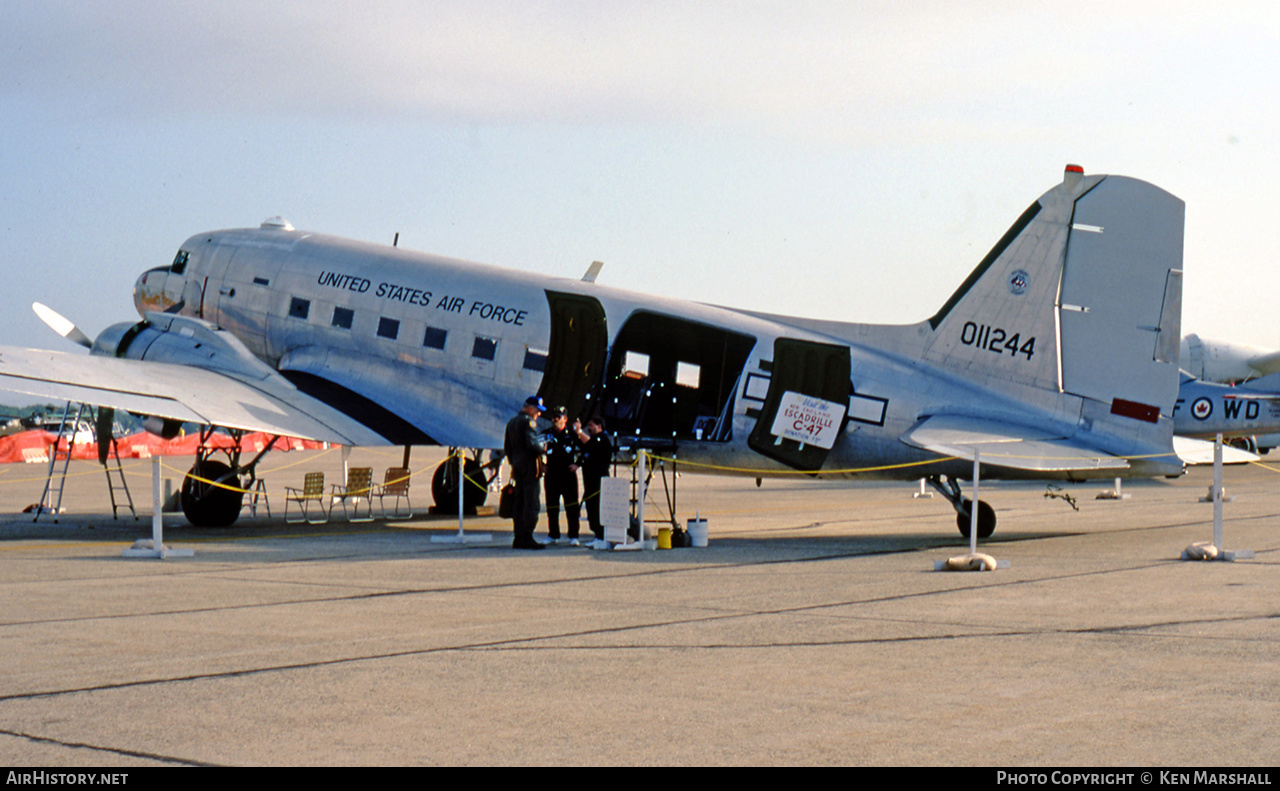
[769,391,847,450]
[600,477,631,543]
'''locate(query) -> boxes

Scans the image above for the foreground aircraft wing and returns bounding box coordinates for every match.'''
[900,415,1131,472]
[0,345,389,446]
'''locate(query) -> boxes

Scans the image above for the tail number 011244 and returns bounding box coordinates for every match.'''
[960,321,1035,360]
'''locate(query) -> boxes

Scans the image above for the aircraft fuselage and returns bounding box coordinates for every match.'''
[124,205,1177,484]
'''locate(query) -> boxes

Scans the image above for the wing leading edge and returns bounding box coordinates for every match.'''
[0,345,389,447]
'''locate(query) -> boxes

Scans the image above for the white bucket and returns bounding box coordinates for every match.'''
[687,518,708,547]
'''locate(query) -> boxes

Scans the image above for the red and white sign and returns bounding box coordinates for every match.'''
[770,391,846,449]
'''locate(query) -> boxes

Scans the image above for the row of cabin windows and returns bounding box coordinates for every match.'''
[286,296,547,370]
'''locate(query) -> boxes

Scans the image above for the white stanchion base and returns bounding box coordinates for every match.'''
[1180,541,1254,562]
[430,533,493,544]
[612,539,657,551]
[933,555,1010,571]
[121,539,194,559]
[1096,490,1131,500]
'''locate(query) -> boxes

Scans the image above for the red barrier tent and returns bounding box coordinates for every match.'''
[0,429,326,465]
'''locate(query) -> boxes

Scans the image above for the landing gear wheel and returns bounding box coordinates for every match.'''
[431,456,488,514]
[181,460,244,527]
[956,498,996,539]
[1227,437,1257,454]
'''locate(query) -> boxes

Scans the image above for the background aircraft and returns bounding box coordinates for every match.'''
[1179,334,1280,454]
[1175,371,1280,455]
[0,166,1186,537]
[1180,334,1280,384]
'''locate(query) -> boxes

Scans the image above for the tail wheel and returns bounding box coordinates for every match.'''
[431,456,488,513]
[181,460,244,527]
[956,498,996,539]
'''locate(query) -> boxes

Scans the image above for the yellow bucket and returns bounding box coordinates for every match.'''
[657,527,672,549]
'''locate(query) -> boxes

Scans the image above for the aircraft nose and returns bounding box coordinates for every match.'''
[133,266,171,317]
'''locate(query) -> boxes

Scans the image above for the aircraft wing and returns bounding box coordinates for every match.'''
[900,414,1131,472]
[0,345,389,446]
[1234,371,1280,398]
[1247,350,1280,377]
[1172,436,1258,465]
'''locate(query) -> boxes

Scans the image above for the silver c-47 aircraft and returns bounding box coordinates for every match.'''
[0,165,1186,536]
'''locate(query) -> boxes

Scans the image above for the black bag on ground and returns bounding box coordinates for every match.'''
[498,482,515,519]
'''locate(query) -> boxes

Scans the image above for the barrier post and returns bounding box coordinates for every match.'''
[122,457,192,559]
[969,450,980,556]
[1213,434,1224,552]
[432,449,491,545]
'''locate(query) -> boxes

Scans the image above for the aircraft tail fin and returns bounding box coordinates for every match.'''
[921,165,1184,460]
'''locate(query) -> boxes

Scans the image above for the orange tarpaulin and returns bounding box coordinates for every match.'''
[0,429,326,465]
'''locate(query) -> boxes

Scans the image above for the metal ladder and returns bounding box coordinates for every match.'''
[34,403,137,522]
[34,402,82,522]
[102,434,137,520]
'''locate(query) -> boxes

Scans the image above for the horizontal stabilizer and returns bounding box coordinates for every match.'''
[901,414,1130,472]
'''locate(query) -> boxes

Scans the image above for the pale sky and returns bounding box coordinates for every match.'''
[3,1,1278,365]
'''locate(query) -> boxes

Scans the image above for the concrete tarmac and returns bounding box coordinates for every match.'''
[0,447,1277,766]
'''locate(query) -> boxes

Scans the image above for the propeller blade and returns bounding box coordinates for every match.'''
[32,302,93,348]
[95,407,114,465]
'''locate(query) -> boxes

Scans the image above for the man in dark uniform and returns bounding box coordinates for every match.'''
[504,395,547,549]
[574,416,613,543]
[543,406,583,545]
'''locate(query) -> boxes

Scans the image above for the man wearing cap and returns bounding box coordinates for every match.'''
[543,406,583,545]
[575,416,613,544]
[504,395,548,549]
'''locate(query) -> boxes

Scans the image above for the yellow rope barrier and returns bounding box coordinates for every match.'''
[1247,459,1280,475]
[640,452,961,476]
[0,458,152,486]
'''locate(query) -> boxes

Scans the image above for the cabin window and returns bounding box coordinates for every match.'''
[377,317,400,340]
[676,361,701,389]
[289,297,310,320]
[744,373,770,401]
[332,307,353,329]
[523,348,548,372]
[170,250,189,275]
[472,336,498,361]
[423,326,447,350]
[622,350,650,378]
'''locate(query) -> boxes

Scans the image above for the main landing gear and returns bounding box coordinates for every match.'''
[430,449,493,514]
[926,474,996,539]
[180,428,280,527]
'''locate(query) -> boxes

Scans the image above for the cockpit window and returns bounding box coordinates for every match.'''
[170,250,190,275]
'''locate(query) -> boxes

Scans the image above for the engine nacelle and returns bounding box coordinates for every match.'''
[1181,333,1279,384]
[90,313,277,381]
[141,415,184,440]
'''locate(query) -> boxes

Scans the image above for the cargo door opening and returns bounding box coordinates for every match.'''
[538,291,609,421]
[600,311,755,444]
